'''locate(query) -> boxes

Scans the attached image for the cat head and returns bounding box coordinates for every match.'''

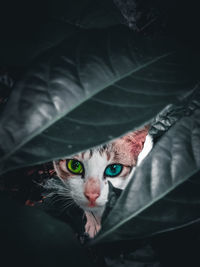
[53,125,150,215]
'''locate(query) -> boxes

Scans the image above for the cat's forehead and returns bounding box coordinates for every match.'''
[75,145,112,162]
[74,140,134,166]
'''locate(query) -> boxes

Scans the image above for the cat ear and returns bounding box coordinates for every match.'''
[121,125,150,164]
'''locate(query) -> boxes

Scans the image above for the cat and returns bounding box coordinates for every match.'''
[53,126,153,238]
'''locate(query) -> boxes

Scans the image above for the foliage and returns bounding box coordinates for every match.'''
[0,0,200,266]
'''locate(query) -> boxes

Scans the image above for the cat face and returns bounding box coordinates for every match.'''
[53,126,150,215]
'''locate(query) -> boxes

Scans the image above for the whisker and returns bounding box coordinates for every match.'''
[50,195,72,204]
[60,202,76,213]
[57,192,72,198]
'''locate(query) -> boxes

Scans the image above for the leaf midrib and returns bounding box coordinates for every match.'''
[94,167,199,243]
[1,52,172,164]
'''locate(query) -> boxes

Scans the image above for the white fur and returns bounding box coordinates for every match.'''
[55,134,153,210]
[137,134,153,166]
[53,133,153,237]
[62,151,109,217]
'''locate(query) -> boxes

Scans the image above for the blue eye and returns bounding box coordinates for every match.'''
[104,164,123,177]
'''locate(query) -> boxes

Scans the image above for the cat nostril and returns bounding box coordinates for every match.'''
[85,192,100,202]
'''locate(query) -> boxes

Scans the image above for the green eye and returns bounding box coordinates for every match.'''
[104,164,123,177]
[67,159,83,174]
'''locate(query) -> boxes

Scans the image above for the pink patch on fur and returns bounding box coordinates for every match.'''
[113,125,149,166]
[85,211,101,238]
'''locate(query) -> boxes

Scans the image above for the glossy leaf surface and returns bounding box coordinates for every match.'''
[94,99,200,243]
[0,27,196,174]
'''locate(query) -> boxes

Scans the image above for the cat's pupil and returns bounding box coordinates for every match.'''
[72,161,79,169]
[110,165,117,172]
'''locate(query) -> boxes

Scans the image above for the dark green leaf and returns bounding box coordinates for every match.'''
[0,27,197,174]
[51,0,124,29]
[0,21,77,66]
[94,100,200,243]
[0,193,92,267]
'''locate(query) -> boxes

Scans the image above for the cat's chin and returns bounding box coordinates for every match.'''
[81,205,105,215]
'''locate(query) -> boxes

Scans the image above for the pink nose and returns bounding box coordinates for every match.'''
[84,192,100,203]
